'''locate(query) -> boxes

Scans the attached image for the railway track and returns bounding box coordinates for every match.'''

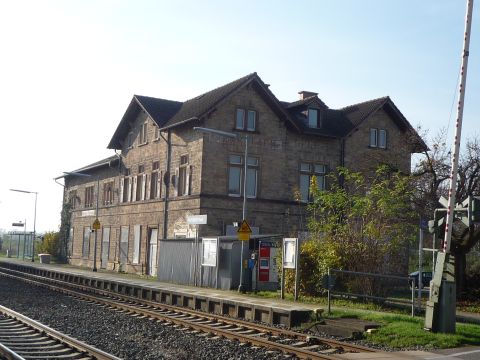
[0,267,377,360]
[0,304,120,360]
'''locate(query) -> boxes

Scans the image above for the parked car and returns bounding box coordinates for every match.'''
[409,271,433,288]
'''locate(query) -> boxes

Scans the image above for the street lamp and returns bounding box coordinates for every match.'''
[64,171,100,272]
[193,127,248,292]
[10,189,37,262]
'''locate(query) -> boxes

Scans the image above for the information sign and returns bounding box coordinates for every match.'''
[283,238,297,269]
[187,215,208,225]
[202,237,218,267]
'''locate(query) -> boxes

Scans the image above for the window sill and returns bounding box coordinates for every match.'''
[137,142,148,147]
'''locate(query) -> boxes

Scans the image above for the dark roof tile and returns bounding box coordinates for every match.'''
[160,73,257,129]
[340,96,389,127]
[135,95,182,128]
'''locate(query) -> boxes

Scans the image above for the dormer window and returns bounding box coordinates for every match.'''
[235,108,256,131]
[307,108,321,128]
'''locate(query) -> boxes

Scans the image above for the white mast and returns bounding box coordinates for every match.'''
[443,0,474,253]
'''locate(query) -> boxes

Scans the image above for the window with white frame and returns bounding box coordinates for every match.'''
[84,186,94,208]
[154,124,160,140]
[228,155,258,198]
[299,163,326,202]
[135,164,146,201]
[235,108,256,131]
[150,161,161,199]
[370,128,387,149]
[103,181,114,205]
[177,155,190,196]
[139,122,148,145]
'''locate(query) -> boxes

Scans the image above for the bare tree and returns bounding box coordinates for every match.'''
[412,128,480,295]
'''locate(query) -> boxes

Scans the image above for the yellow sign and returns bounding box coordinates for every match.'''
[92,218,101,230]
[237,220,252,241]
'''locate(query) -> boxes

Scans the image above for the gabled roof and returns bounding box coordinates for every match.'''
[285,95,328,109]
[58,155,120,180]
[340,96,427,151]
[108,73,300,149]
[341,96,389,128]
[135,95,182,127]
[159,73,257,130]
[107,73,425,152]
[108,96,182,149]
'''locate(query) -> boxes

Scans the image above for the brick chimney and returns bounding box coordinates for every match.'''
[298,91,318,100]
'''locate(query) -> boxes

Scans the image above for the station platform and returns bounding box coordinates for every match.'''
[0,258,314,327]
[0,258,478,360]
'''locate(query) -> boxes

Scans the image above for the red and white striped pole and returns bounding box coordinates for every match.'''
[443,0,474,253]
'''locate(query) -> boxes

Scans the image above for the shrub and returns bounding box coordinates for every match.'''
[36,231,61,259]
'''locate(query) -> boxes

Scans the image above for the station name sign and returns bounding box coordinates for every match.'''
[187,215,208,225]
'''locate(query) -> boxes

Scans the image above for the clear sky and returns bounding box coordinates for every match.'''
[0,0,479,233]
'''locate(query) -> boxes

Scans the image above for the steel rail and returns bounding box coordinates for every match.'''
[0,266,376,354]
[0,304,121,360]
[0,267,376,358]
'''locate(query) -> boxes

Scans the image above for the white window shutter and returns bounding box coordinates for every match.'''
[186,166,191,195]
[174,168,179,197]
[127,177,132,202]
[120,178,124,203]
[157,171,162,199]
[142,173,147,200]
[133,176,138,201]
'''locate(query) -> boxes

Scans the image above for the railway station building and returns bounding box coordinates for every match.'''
[60,72,424,277]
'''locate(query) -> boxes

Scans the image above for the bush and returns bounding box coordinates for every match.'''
[36,231,61,259]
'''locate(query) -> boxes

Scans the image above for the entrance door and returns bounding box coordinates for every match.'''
[101,227,110,269]
[148,229,158,276]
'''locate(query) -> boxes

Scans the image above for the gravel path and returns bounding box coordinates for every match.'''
[0,276,286,359]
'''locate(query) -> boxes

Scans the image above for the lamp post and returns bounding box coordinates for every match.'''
[64,172,100,272]
[10,189,37,262]
[193,127,248,292]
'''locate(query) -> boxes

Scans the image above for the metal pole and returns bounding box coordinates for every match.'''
[93,178,99,272]
[238,135,248,293]
[418,227,424,312]
[327,268,331,315]
[23,219,26,260]
[194,224,199,286]
[411,280,415,317]
[294,238,299,301]
[443,0,474,253]
[32,193,37,262]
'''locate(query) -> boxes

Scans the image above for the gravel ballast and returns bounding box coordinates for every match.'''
[0,276,286,359]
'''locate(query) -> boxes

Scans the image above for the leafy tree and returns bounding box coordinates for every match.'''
[36,231,61,259]
[300,166,416,296]
[58,202,72,262]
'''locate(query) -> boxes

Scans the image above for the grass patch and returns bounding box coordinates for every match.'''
[327,309,480,349]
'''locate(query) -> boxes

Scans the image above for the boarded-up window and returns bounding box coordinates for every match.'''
[82,227,91,258]
[120,226,129,265]
[133,225,141,264]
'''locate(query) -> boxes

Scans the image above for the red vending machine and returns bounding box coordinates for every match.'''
[258,241,278,289]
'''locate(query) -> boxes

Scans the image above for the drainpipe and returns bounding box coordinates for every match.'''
[163,129,172,239]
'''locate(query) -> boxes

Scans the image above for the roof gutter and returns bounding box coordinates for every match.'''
[159,116,199,131]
